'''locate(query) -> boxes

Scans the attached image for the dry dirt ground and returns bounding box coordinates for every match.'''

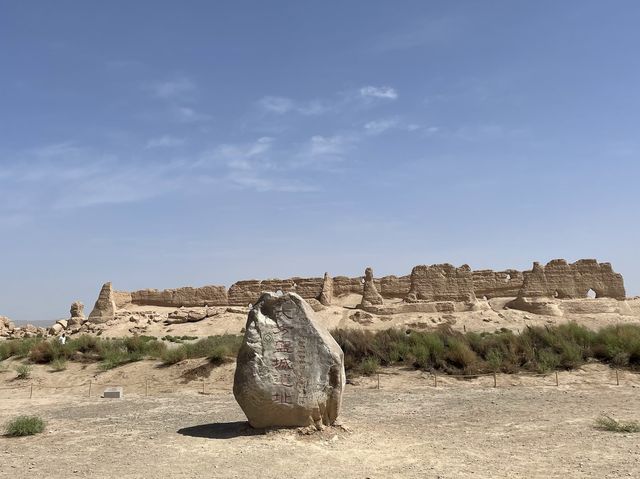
[1,361,639,479]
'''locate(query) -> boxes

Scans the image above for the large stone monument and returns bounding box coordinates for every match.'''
[233,292,346,428]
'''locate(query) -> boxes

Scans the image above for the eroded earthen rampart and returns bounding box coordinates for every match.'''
[108,258,626,310]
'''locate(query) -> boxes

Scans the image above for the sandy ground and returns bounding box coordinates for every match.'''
[1,361,639,479]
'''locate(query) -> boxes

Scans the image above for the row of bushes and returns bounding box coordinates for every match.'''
[2,323,639,376]
[0,334,242,371]
[332,322,640,376]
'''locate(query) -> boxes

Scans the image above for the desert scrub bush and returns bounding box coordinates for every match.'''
[15,364,32,379]
[0,338,42,360]
[359,356,380,376]
[331,323,640,377]
[50,358,67,372]
[4,416,45,437]
[160,335,241,366]
[595,415,640,433]
[160,347,188,365]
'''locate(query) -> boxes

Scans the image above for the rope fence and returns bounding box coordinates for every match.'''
[1,368,634,398]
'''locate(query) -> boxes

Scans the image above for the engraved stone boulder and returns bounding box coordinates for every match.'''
[233,292,346,429]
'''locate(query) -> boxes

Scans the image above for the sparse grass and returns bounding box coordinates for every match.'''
[595,415,640,433]
[4,416,45,437]
[160,335,242,366]
[15,364,32,379]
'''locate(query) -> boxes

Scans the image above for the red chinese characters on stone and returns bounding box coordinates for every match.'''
[275,340,293,353]
[272,358,293,370]
[272,390,292,404]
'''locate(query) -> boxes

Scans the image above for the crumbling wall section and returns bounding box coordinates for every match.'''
[472,269,524,299]
[130,285,229,307]
[518,259,626,299]
[406,264,476,302]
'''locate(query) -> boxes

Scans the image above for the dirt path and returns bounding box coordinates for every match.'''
[1,365,639,478]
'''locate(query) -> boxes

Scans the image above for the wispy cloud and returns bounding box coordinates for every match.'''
[257,96,328,116]
[172,106,211,123]
[149,76,196,100]
[364,118,400,135]
[359,86,398,100]
[145,135,186,149]
[374,16,463,52]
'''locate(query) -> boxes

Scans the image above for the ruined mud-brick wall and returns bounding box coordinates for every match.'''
[332,276,364,297]
[472,270,524,299]
[407,264,476,302]
[518,259,626,299]
[126,286,229,307]
[379,275,411,299]
[227,277,323,306]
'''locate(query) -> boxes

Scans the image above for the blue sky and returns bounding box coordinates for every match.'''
[1,1,639,322]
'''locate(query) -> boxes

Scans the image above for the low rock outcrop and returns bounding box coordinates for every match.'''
[233,292,345,428]
[88,282,117,324]
[0,316,16,337]
[406,264,476,302]
[165,307,220,324]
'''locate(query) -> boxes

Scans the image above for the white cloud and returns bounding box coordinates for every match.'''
[145,135,186,149]
[359,86,398,100]
[257,96,329,116]
[308,135,347,157]
[149,76,196,100]
[173,106,211,123]
[364,118,400,135]
[258,96,295,114]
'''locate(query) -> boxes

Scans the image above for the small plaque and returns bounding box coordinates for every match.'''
[103,387,124,399]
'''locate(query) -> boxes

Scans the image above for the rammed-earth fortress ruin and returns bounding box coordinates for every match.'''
[108,258,625,309]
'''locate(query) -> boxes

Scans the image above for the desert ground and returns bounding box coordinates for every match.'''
[1,359,639,479]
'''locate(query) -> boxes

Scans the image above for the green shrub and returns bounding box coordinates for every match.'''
[360,357,380,376]
[50,358,67,372]
[595,415,640,433]
[4,416,45,437]
[160,347,187,365]
[15,364,32,379]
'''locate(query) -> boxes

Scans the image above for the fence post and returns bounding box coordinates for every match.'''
[616,369,619,386]
[433,372,437,388]
[377,374,380,390]
[88,380,92,398]
[555,371,559,387]
[202,381,206,395]
[493,372,497,388]
[30,384,33,399]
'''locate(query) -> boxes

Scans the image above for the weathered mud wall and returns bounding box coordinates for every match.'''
[407,264,476,302]
[227,278,323,306]
[518,259,626,299]
[130,285,228,307]
[106,258,626,310]
[472,270,524,299]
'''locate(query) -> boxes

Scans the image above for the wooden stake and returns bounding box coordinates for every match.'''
[616,369,619,386]
[555,371,559,387]
[88,380,92,398]
[377,374,380,390]
[493,372,497,388]
[202,381,206,395]
[29,384,33,399]
[433,373,437,388]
